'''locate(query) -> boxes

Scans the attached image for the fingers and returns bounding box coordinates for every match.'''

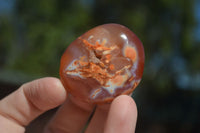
[44,95,95,133]
[44,94,137,133]
[104,95,137,133]
[0,77,66,132]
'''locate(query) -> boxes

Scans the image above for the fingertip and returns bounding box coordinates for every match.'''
[104,95,137,133]
[113,95,137,114]
[42,77,67,106]
[112,95,138,123]
[23,77,67,111]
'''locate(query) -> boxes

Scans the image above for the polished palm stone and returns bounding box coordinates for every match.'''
[60,23,145,103]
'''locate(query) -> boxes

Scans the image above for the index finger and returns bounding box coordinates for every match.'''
[0,77,66,133]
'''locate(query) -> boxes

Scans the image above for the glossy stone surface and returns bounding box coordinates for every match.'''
[60,24,145,103]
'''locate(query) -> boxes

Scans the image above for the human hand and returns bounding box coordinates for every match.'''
[0,77,137,133]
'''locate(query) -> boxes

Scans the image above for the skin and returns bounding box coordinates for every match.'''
[0,77,137,133]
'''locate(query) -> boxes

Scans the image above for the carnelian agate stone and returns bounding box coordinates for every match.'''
[60,24,144,103]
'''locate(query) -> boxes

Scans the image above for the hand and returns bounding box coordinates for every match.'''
[0,77,137,133]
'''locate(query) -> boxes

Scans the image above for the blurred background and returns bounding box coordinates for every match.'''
[0,0,200,132]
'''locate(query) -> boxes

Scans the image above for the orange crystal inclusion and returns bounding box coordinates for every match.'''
[65,38,126,87]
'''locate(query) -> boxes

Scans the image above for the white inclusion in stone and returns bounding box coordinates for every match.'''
[66,59,79,71]
[103,66,133,94]
[104,76,137,95]
[102,45,117,55]
[88,35,94,40]
[103,81,119,95]
[66,71,83,78]
[90,88,102,99]
[96,38,107,46]
[131,62,138,73]
[65,59,84,79]
[103,74,129,95]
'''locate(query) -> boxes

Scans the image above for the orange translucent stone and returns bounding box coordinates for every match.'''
[59,24,145,103]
